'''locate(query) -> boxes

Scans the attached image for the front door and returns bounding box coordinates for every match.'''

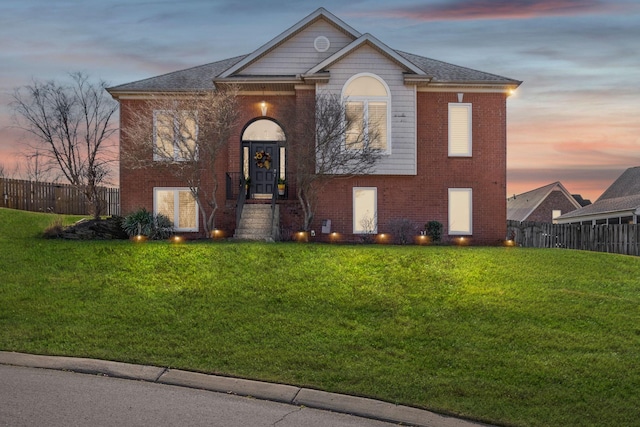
[250,142,278,197]
[241,118,286,199]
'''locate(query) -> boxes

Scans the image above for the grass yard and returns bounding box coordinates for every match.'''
[1,207,639,426]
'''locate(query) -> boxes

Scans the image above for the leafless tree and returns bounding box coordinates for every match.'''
[121,86,240,236]
[284,92,383,231]
[11,72,118,218]
[20,149,58,182]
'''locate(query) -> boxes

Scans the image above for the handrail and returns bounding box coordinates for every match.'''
[236,175,247,230]
[270,171,278,237]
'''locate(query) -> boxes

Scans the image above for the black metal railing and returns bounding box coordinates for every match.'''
[236,174,248,229]
[226,172,242,200]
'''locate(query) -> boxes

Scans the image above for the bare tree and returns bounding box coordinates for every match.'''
[285,92,383,231]
[20,149,57,182]
[11,72,118,218]
[121,86,239,236]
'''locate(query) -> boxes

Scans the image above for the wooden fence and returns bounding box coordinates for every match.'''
[1,178,119,216]
[507,220,640,256]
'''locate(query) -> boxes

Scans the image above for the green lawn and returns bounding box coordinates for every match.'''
[1,207,639,427]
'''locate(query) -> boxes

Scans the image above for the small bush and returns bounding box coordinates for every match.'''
[42,217,65,239]
[425,221,443,242]
[388,218,419,245]
[122,208,174,240]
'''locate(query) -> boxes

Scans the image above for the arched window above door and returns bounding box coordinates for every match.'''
[242,119,285,141]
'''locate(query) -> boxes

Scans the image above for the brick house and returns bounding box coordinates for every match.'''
[108,8,521,244]
[507,182,585,223]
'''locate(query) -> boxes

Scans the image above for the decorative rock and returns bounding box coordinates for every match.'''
[58,216,128,240]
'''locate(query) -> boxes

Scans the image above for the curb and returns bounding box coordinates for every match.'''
[0,351,491,427]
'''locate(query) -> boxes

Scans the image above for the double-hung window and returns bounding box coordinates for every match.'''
[343,74,390,153]
[448,103,472,157]
[353,187,377,234]
[154,187,198,232]
[153,110,198,161]
[448,188,472,235]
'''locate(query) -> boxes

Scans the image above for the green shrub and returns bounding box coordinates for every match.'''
[425,220,443,242]
[122,208,174,240]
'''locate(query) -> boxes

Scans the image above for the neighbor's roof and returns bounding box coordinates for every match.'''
[107,8,520,95]
[507,182,580,222]
[558,167,640,220]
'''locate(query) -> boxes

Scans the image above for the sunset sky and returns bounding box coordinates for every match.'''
[1,0,638,201]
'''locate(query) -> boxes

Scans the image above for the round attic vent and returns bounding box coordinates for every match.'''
[314,36,330,52]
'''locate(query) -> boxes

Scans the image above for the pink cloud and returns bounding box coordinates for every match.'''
[373,0,622,21]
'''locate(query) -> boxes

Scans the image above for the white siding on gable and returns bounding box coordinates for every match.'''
[242,20,355,76]
[319,44,416,175]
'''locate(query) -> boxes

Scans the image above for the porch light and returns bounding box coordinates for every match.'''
[260,101,267,116]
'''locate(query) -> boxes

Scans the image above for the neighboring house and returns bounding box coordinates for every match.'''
[556,166,640,225]
[107,8,521,244]
[507,182,584,223]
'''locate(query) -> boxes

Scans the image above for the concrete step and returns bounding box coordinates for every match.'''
[234,204,278,241]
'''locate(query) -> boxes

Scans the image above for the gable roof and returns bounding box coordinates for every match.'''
[557,167,640,221]
[597,166,640,201]
[304,33,427,78]
[218,8,361,79]
[507,182,581,222]
[108,8,521,96]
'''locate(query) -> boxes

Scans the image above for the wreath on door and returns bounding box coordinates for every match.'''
[254,150,272,169]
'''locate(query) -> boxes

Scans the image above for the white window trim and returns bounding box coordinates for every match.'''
[153,187,199,232]
[342,73,391,155]
[153,110,198,161]
[448,103,472,157]
[353,187,378,234]
[448,188,472,235]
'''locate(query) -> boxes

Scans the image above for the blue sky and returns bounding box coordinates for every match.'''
[1,0,639,200]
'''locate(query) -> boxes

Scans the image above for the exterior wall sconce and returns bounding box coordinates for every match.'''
[261,101,267,116]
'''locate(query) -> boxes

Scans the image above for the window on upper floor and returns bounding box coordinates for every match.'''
[154,187,198,232]
[153,110,198,161]
[342,74,390,153]
[448,103,472,157]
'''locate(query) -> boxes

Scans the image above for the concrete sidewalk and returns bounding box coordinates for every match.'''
[0,351,493,427]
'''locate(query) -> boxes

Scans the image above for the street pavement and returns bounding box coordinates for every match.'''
[0,351,492,427]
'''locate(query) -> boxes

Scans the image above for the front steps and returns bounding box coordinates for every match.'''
[234,203,279,241]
